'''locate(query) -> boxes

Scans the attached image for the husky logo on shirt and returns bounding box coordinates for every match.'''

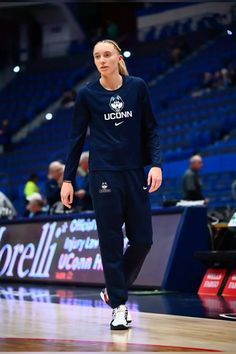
[109,95,124,113]
[104,95,133,121]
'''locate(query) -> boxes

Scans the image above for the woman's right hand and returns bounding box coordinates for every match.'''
[61,182,74,209]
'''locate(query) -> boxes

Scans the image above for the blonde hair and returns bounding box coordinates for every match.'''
[94,39,129,76]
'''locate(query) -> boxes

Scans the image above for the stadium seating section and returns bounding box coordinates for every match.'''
[0,22,236,216]
[0,55,92,134]
[139,12,227,42]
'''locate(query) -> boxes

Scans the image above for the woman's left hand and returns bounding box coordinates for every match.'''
[147,167,162,193]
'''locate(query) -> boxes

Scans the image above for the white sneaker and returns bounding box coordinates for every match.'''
[100,288,132,323]
[110,305,130,330]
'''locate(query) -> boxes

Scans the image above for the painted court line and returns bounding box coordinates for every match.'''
[0,337,221,352]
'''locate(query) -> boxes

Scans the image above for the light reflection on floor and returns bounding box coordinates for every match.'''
[0,283,236,320]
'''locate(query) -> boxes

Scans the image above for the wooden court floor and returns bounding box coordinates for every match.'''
[0,297,235,352]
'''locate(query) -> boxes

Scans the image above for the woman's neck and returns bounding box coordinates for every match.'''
[100,73,122,91]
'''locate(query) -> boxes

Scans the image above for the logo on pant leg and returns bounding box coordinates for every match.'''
[99,182,111,193]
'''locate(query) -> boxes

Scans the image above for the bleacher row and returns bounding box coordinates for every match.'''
[149,32,236,111]
[158,85,236,159]
[149,152,236,208]
[139,12,229,42]
[127,29,217,83]
[0,61,92,133]
[150,171,236,208]
[0,23,236,215]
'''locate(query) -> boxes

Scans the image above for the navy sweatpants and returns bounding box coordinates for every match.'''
[89,169,153,308]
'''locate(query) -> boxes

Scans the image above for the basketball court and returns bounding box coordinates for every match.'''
[0,284,235,352]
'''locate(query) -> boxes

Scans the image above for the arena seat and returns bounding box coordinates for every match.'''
[0,58,93,134]
[140,12,226,42]
[150,31,236,111]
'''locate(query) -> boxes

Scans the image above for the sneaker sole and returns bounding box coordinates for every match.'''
[110,324,130,330]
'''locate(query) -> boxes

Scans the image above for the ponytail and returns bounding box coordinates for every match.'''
[94,39,129,76]
[118,57,129,75]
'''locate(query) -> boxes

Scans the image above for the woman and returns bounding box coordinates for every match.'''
[61,39,162,330]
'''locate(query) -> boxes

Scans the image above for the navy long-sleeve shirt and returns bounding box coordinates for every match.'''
[63,75,162,183]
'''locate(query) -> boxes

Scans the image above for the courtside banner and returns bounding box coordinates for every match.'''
[0,218,105,283]
[222,269,236,296]
[0,211,185,288]
[198,268,227,295]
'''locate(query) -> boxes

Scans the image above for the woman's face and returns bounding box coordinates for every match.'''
[93,42,121,76]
